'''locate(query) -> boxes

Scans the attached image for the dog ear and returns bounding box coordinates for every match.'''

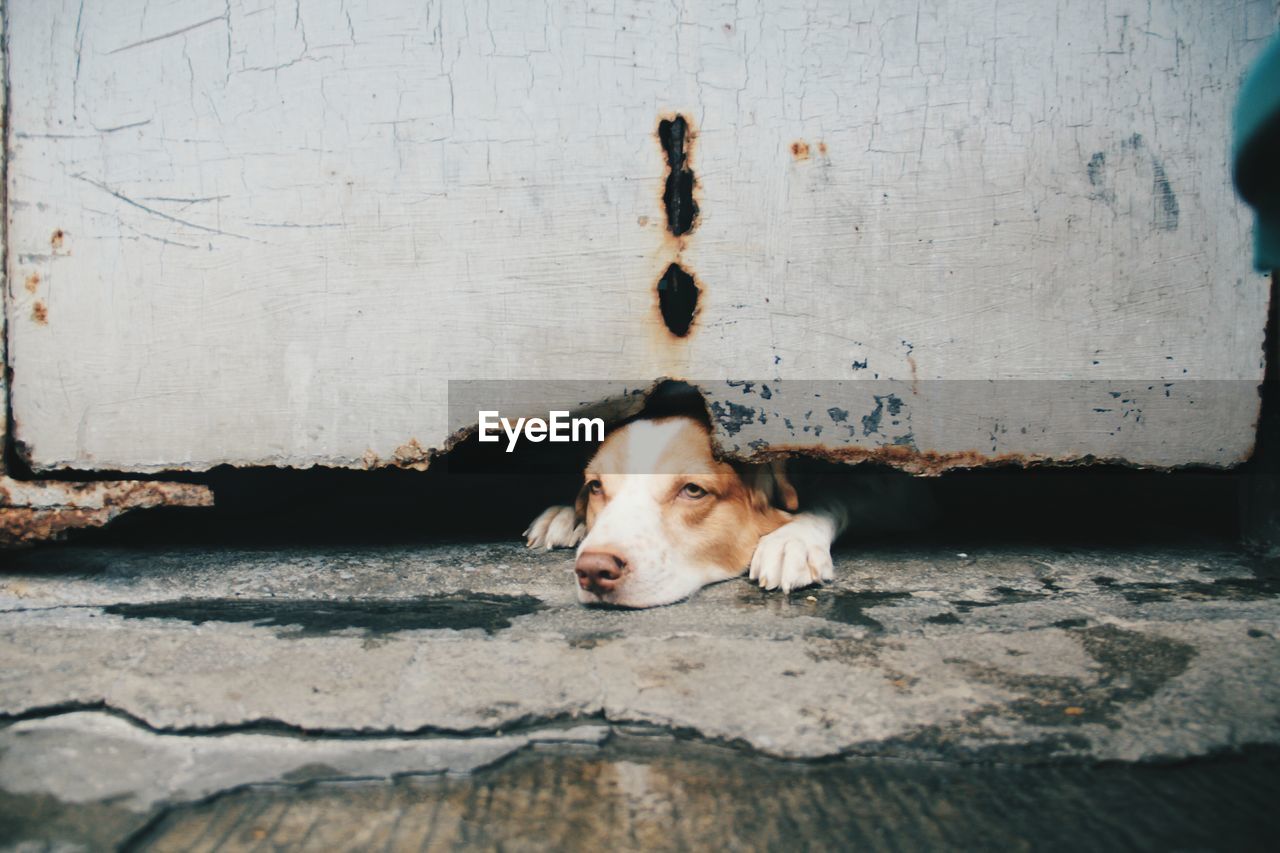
[769,459,800,511]
[573,480,592,527]
[739,459,800,513]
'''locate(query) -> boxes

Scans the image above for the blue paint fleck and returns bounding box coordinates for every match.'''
[861,394,905,436]
[710,400,756,435]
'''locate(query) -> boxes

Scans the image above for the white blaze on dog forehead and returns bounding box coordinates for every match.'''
[591,418,718,478]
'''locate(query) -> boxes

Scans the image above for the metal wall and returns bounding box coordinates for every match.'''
[3,1,1276,473]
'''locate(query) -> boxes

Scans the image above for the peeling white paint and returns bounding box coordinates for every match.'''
[4,0,1275,471]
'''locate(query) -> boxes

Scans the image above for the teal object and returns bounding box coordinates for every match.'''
[1235,35,1280,272]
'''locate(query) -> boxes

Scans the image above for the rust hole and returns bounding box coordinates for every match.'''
[791,141,810,161]
[657,263,699,337]
[31,301,48,325]
[657,115,698,236]
[51,229,65,250]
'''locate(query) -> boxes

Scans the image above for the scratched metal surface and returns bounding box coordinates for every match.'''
[3,1,1274,472]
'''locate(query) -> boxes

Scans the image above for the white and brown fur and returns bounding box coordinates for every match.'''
[524,413,926,608]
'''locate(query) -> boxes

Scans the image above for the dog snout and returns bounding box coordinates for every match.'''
[575,550,628,594]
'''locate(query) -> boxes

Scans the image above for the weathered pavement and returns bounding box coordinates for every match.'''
[1,542,1278,849]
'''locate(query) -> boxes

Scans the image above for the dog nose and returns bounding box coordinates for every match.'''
[575,550,627,593]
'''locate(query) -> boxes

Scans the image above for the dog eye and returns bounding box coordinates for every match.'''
[587,479,603,495]
[679,483,708,499]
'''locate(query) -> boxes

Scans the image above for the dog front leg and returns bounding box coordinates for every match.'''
[748,501,848,593]
[524,505,586,550]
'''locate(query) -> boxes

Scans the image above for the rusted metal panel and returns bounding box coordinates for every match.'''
[698,379,1263,474]
[0,6,213,546]
[0,479,212,546]
[444,378,1261,474]
[3,1,1276,472]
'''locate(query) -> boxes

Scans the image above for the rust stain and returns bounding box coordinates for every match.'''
[727,442,1051,477]
[365,425,489,472]
[31,301,48,325]
[23,273,40,294]
[791,141,810,161]
[637,215,649,227]
[0,478,212,547]
[660,227,689,258]
[818,141,828,157]
[391,438,432,470]
[907,354,919,394]
[51,229,65,250]
[0,508,111,546]
[96,480,212,510]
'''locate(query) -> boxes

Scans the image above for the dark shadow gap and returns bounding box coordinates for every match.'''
[27,455,1247,552]
[657,115,698,236]
[657,263,699,337]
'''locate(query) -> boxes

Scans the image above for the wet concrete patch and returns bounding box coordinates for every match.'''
[736,585,909,631]
[125,736,1280,852]
[566,630,623,649]
[1080,625,1196,699]
[0,789,151,852]
[1092,571,1280,604]
[819,590,912,629]
[102,593,545,637]
[952,585,1054,612]
[942,625,1197,734]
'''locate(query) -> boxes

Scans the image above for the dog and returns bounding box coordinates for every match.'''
[524,411,927,608]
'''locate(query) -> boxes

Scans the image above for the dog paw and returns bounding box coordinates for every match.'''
[748,517,835,592]
[524,505,585,550]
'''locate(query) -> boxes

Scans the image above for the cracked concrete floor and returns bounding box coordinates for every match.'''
[1,541,1278,850]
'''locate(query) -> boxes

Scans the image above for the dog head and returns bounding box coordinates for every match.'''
[572,415,797,608]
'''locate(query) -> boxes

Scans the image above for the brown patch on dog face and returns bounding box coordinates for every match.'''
[573,479,592,527]
[683,467,791,573]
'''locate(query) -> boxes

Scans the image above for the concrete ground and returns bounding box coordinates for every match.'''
[1,541,1278,850]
